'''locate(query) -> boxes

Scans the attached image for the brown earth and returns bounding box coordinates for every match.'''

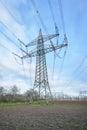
[0,101,87,130]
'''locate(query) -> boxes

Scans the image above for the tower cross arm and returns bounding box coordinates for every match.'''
[21,43,68,59]
[26,33,59,47]
[44,43,67,54]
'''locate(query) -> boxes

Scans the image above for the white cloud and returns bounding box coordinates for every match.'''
[50,76,87,96]
[0,3,11,25]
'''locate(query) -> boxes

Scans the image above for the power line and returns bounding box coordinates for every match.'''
[48,0,56,23]
[30,0,60,59]
[65,55,87,88]
[30,0,68,88]
[0,41,24,66]
[30,0,48,34]
[53,34,68,59]
[0,29,27,65]
[28,58,33,87]
[51,34,68,87]
[0,0,26,48]
[12,53,23,65]
[0,41,30,86]
[50,35,68,90]
[0,29,20,48]
[73,56,87,74]
[0,42,12,53]
[47,0,67,59]
[58,0,66,34]
[57,46,67,77]
[48,0,68,82]
[0,0,20,24]
[52,42,67,88]
[48,0,59,46]
[21,59,30,86]
[0,21,18,40]
[19,42,32,86]
[0,21,26,47]
[26,0,40,29]
[51,53,56,91]
[30,0,64,53]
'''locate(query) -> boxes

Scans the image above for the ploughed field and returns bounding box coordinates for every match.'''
[0,101,87,130]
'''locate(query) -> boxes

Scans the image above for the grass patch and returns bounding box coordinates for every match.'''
[0,100,51,107]
[0,100,87,108]
[0,102,29,107]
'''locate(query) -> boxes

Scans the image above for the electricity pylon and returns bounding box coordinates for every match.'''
[80,91,87,97]
[21,29,68,99]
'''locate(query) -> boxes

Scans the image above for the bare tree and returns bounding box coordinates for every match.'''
[9,85,20,101]
[25,89,39,101]
[10,85,20,96]
[0,86,6,102]
[0,86,6,96]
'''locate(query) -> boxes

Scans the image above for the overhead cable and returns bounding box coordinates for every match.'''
[0,29,20,48]
[0,42,22,65]
[73,56,87,74]
[30,0,58,58]
[65,55,87,88]
[48,0,59,46]
[26,0,40,28]
[0,0,26,47]
[0,21,26,47]
[0,42,12,53]
[48,0,55,23]
[21,59,30,85]
[30,0,48,34]
[0,0,20,24]
[58,0,66,34]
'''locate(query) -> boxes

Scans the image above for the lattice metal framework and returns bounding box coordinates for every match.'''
[21,29,68,99]
[33,29,52,99]
[80,91,87,96]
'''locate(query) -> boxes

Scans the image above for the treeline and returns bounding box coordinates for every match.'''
[0,85,87,103]
[0,85,39,103]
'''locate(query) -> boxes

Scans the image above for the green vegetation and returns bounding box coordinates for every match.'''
[0,102,25,107]
[0,100,51,107]
[0,100,87,108]
[0,86,87,108]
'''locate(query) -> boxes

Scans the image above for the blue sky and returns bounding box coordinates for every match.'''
[0,0,87,96]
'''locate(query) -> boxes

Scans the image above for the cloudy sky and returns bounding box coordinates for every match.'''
[0,0,87,96]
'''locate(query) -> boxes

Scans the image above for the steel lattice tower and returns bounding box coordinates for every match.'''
[33,29,52,99]
[17,28,68,100]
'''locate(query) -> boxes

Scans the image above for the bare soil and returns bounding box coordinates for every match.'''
[0,101,87,130]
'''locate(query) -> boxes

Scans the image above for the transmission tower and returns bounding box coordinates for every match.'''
[33,29,52,99]
[20,28,68,99]
[80,91,87,97]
